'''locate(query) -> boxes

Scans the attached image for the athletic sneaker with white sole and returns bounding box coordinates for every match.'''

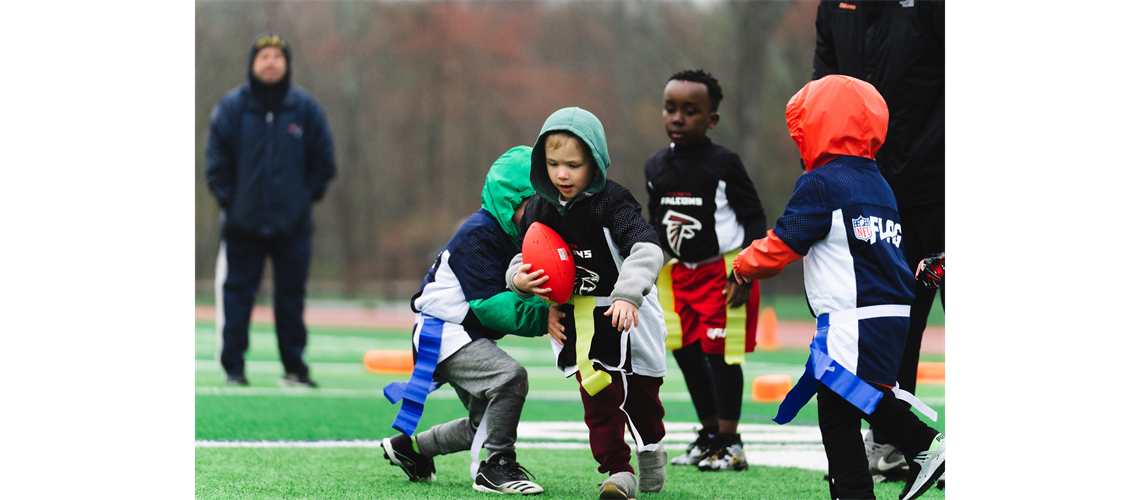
[382,433,436,482]
[696,434,748,472]
[279,372,318,388]
[636,446,666,492]
[865,429,909,481]
[599,471,637,500]
[899,433,945,500]
[670,428,716,466]
[473,454,544,495]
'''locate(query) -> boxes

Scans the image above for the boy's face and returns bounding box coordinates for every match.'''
[662,79,719,147]
[545,138,592,201]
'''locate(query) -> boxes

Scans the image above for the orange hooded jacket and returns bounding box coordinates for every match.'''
[733,75,889,280]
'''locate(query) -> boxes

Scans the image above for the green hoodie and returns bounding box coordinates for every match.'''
[530,107,610,214]
[468,145,548,338]
[481,145,535,243]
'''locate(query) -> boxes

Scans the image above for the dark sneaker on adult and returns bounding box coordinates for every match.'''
[279,372,318,388]
[598,471,636,499]
[225,373,249,386]
[473,454,543,495]
[866,429,909,482]
[670,427,715,466]
[382,433,436,482]
[899,433,945,500]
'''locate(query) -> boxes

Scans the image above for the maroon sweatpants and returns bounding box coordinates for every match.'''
[576,367,666,475]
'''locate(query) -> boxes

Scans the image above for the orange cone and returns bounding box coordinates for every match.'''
[916,361,945,384]
[752,374,793,402]
[363,350,415,375]
[758,306,779,351]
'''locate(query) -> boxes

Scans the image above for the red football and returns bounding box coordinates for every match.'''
[521,222,576,304]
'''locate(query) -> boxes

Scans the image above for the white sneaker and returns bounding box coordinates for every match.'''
[599,471,636,499]
[899,433,945,500]
[636,446,666,492]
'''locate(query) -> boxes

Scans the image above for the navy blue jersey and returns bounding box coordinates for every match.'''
[773,155,914,385]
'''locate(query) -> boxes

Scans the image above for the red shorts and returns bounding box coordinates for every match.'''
[670,258,759,355]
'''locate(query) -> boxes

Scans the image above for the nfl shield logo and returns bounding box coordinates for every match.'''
[852,216,872,241]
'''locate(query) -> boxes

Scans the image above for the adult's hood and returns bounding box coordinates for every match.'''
[786,75,887,171]
[247,31,292,107]
[530,107,610,207]
[481,146,535,243]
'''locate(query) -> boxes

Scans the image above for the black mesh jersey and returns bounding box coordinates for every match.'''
[523,179,659,298]
[523,179,660,373]
[644,138,767,262]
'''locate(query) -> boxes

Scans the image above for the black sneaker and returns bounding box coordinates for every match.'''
[670,427,716,466]
[473,454,544,495]
[382,433,436,482]
[899,433,945,500]
[697,433,748,472]
[225,374,249,386]
[279,373,317,388]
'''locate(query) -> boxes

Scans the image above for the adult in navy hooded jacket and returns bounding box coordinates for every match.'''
[205,31,336,387]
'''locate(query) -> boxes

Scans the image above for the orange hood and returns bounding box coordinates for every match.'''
[786,75,888,172]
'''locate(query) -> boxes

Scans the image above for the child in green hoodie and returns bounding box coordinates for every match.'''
[508,107,669,500]
[382,146,551,496]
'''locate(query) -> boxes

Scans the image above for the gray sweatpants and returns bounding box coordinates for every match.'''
[413,338,528,461]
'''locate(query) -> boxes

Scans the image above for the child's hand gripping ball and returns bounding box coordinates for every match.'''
[521,222,576,304]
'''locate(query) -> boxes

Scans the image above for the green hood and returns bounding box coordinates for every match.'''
[481,146,535,242]
[530,107,610,212]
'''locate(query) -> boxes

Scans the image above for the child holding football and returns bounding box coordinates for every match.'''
[643,69,767,472]
[509,107,669,500]
[732,75,945,500]
[381,146,554,496]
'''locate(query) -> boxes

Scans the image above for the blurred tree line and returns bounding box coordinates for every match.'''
[195,0,820,301]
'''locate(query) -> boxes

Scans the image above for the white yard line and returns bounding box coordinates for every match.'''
[193,384,944,406]
[195,422,833,470]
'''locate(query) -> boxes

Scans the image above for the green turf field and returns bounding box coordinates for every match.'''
[195,319,945,499]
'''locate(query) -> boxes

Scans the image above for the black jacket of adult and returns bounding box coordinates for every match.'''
[206,83,337,239]
[812,0,944,206]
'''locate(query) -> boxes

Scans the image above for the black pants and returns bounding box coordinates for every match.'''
[217,233,312,377]
[895,201,945,395]
[671,341,744,422]
[818,383,938,500]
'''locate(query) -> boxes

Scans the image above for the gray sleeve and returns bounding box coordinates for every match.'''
[505,252,533,298]
[610,241,664,309]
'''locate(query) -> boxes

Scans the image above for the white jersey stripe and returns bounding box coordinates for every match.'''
[713,180,745,254]
[804,209,859,372]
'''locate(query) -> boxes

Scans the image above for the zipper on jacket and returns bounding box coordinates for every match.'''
[262,111,274,236]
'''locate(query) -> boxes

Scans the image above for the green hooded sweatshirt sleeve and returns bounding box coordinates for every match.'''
[468,146,549,337]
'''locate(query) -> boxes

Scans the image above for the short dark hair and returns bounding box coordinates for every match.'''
[667,69,723,112]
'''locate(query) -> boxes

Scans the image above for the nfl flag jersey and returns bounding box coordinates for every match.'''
[771,155,913,385]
